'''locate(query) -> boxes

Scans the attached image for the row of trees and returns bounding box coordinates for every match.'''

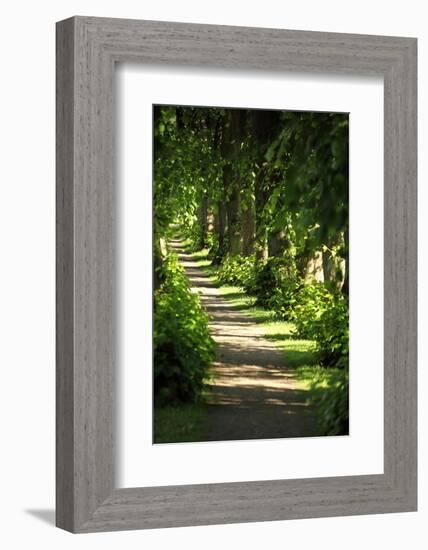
[154,105,349,434]
[153,105,349,295]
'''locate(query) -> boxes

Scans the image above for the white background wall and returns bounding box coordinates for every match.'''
[0,1,425,548]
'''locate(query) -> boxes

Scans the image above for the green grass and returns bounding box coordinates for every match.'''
[294,365,340,390]
[189,247,323,390]
[154,403,208,444]
[263,322,317,368]
[156,243,347,437]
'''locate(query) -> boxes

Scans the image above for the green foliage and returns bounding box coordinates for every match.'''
[250,257,298,316]
[153,106,224,246]
[215,252,348,370]
[307,368,349,435]
[269,111,349,246]
[154,104,350,435]
[291,283,332,336]
[154,253,215,406]
[251,259,282,305]
[154,404,208,443]
[216,254,256,289]
[316,296,349,369]
[293,285,349,369]
[154,106,348,271]
[213,265,349,436]
[259,280,299,320]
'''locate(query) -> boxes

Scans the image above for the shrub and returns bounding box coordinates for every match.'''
[293,284,349,369]
[216,254,256,289]
[208,236,228,266]
[315,296,349,369]
[250,257,299,318]
[215,253,349,371]
[262,277,302,320]
[291,283,332,338]
[309,368,349,435]
[154,253,215,406]
[251,258,281,305]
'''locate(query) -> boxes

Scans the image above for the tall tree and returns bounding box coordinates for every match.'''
[221,109,247,256]
[250,109,283,260]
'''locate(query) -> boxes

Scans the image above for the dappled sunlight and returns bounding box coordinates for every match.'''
[165,243,325,440]
[212,362,298,382]
[154,105,349,441]
[206,384,310,409]
[154,239,332,440]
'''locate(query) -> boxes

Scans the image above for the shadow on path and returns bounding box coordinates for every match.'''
[171,239,321,441]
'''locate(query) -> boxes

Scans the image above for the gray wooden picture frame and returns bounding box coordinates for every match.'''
[56,16,417,533]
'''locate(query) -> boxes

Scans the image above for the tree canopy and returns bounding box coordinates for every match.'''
[154,105,348,292]
[153,105,349,436]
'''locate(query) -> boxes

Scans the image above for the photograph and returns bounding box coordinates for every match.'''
[153,104,349,444]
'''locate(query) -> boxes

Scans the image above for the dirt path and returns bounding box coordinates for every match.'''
[171,240,320,441]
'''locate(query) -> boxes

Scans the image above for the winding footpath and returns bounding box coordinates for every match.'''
[171,240,320,441]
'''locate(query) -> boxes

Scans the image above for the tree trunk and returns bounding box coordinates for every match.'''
[296,237,315,279]
[342,228,349,296]
[153,236,164,290]
[221,109,246,256]
[304,251,324,282]
[268,229,289,257]
[322,248,335,283]
[322,232,346,291]
[250,109,282,261]
[212,200,227,264]
[197,194,209,248]
[254,169,268,261]
[224,164,241,255]
[241,195,255,256]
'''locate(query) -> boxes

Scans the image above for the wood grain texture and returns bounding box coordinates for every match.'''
[56,17,75,532]
[56,16,417,533]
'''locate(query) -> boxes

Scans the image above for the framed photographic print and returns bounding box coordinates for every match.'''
[56,16,417,532]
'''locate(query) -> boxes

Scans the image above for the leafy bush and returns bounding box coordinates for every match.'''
[215,253,349,370]
[315,296,349,369]
[154,253,215,406]
[250,257,299,317]
[262,277,302,320]
[208,235,228,266]
[309,368,349,435]
[181,224,205,252]
[251,258,281,305]
[291,283,332,337]
[293,284,349,369]
[216,254,256,289]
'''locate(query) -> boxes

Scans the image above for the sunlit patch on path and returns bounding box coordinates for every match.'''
[170,240,321,441]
